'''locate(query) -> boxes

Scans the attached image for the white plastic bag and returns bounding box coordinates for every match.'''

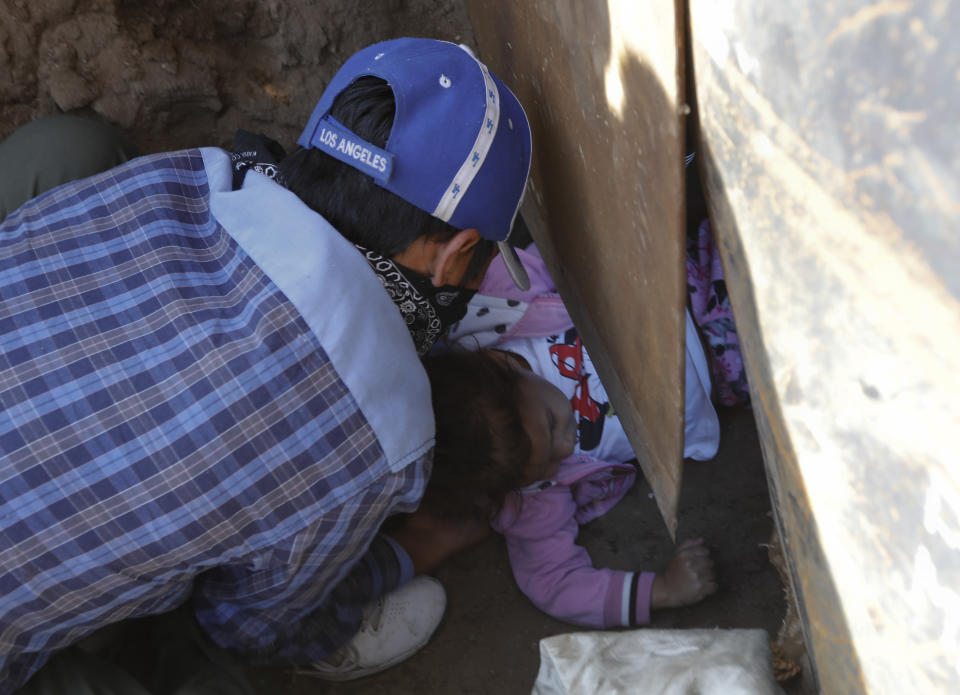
[531,628,785,695]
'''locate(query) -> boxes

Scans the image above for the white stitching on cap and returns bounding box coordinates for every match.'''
[439,74,452,88]
[432,61,499,222]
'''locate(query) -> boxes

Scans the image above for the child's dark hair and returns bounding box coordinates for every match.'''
[421,349,532,518]
[280,76,495,284]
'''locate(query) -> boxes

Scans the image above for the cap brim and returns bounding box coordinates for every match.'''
[496,240,531,291]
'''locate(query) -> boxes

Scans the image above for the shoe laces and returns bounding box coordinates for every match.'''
[359,596,386,634]
[309,595,387,672]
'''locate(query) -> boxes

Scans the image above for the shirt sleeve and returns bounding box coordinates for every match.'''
[191,454,426,665]
[496,490,655,629]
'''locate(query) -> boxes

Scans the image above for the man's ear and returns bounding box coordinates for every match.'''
[430,228,481,287]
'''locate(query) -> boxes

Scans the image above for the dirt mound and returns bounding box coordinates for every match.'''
[0,0,474,152]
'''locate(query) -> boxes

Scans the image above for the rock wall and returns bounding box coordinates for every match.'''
[0,0,475,152]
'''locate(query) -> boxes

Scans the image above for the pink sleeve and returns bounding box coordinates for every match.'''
[478,245,556,302]
[495,491,654,628]
[497,295,573,341]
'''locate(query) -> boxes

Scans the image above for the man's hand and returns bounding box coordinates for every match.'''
[650,537,718,610]
[386,507,490,575]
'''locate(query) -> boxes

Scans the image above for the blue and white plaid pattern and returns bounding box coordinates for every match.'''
[0,151,427,692]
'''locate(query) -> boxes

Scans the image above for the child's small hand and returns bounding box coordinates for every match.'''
[650,537,718,610]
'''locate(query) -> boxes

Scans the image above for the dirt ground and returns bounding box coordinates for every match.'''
[248,406,810,694]
[2,1,814,692]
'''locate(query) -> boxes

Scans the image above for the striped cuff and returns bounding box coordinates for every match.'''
[614,571,656,626]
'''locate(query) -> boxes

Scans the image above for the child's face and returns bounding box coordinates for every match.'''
[516,370,577,484]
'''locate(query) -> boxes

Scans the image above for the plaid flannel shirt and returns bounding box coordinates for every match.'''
[0,150,433,692]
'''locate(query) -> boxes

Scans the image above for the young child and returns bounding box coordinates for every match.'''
[445,243,722,466]
[422,349,718,629]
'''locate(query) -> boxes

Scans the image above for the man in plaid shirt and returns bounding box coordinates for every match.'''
[0,39,531,692]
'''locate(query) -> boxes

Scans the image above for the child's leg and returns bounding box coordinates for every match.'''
[686,218,751,407]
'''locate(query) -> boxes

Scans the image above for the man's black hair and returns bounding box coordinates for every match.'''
[280,76,495,283]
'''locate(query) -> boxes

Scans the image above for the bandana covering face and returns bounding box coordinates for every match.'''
[355,246,477,355]
[230,130,475,355]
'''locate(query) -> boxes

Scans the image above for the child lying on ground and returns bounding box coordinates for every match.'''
[421,349,718,629]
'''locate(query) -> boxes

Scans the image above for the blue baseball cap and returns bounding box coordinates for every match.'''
[298,37,533,290]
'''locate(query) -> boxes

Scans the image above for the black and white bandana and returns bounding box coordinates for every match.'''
[229,130,288,189]
[229,130,475,355]
[355,246,476,356]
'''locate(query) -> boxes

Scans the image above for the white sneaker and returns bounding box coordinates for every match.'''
[297,576,446,682]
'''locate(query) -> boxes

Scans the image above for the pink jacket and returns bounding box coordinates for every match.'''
[477,245,574,340]
[490,453,656,628]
